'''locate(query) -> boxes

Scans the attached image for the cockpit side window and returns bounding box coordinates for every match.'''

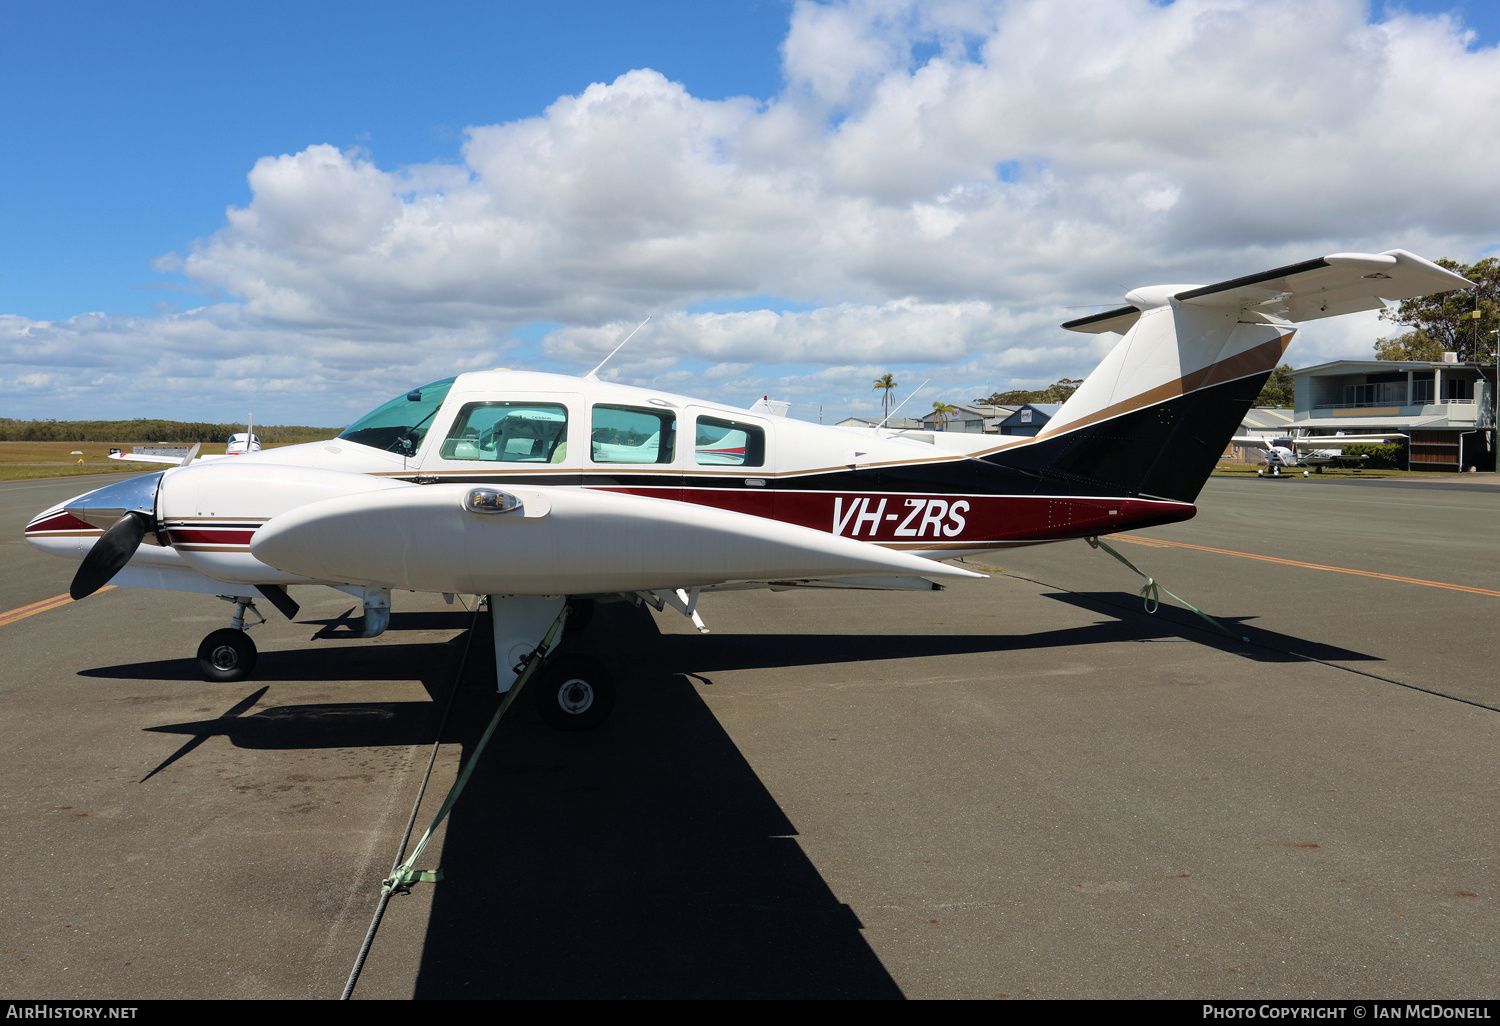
[591,405,676,464]
[695,416,765,467]
[338,377,457,456]
[440,402,570,463]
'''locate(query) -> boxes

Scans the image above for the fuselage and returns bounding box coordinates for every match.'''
[26,369,1196,592]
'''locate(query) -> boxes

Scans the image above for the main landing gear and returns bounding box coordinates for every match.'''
[532,655,616,731]
[197,596,264,682]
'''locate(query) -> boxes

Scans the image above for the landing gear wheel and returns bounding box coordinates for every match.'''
[197,628,257,682]
[533,655,615,731]
[565,598,596,633]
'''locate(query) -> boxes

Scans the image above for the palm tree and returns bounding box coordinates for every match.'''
[873,373,898,419]
[931,401,957,431]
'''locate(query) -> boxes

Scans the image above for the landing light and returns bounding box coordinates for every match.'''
[464,488,522,515]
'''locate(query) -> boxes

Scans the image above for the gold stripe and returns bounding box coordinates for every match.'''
[0,587,115,628]
[1113,534,1500,598]
[1032,334,1293,441]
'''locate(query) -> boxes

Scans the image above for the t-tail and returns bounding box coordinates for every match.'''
[991,250,1472,503]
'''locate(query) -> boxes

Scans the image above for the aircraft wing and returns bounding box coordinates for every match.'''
[1174,250,1473,323]
[1230,436,1275,449]
[109,449,186,466]
[1291,435,1404,447]
[109,443,206,466]
[249,482,985,596]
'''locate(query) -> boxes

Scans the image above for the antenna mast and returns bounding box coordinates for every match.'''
[585,316,652,380]
[877,378,930,430]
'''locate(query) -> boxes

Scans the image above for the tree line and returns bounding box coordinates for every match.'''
[1373,257,1498,362]
[0,418,341,444]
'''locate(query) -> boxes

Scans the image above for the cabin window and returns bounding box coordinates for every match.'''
[440,402,569,463]
[591,405,675,464]
[338,376,456,455]
[695,416,765,467]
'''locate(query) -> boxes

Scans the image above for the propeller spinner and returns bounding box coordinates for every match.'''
[63,471,166,600]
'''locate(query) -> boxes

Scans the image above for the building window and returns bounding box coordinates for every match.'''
[1343,381,1407,406]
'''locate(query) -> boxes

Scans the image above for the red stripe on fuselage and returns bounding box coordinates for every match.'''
[593,485,1194,544]
[166,528,256,546]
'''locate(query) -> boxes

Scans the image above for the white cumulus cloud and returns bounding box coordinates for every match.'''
[5,0,1497,423]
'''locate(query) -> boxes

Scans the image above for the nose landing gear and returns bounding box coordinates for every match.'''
[197,627,258,682]
[197,596,264,682]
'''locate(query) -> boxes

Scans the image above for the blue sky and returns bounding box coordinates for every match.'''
[2,0,1497,425]
[0,1,791,321]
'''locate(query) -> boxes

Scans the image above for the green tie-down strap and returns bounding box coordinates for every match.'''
[1087,537,1250,644]
[382,602,571,895]
[386,868,443,887]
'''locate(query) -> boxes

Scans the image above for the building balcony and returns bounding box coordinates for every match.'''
[1306,400,1487,424]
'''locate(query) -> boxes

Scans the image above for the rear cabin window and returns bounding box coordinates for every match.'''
[440,402,569,463]
[695,416,765,467]
[591,405,675,464]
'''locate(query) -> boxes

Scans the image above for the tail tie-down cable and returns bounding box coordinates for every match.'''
[1086,536,1250,644]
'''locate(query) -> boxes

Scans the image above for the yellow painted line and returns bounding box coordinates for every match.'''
[1240,491,1500,514]
[1114,534,1500,599]
[0,586,114,627]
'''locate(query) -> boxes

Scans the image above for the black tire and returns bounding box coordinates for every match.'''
[197,628,258,682]
[532,655,615,731]
[565,598,596,633]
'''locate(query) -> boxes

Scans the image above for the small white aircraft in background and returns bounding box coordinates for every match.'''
[1232,433,1405,476]
[109,417,262,466]
[29,250,1472,729]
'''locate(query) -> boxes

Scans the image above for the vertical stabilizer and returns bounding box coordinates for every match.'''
[991,250,1471,503]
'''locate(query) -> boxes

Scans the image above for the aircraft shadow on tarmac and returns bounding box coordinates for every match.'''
[80,609,481,684]
[122,595,1377,997]
[136,604,904,998]
[1037,591,1381,664]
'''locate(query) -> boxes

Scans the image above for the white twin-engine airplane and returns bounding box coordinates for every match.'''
[27,250,1471,728]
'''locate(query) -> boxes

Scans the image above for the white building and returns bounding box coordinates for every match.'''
[1286,357,1496,471]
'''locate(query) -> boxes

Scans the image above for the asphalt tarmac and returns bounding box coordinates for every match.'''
[2,472,1496,999]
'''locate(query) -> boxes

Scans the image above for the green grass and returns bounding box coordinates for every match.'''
[0,440,304,481]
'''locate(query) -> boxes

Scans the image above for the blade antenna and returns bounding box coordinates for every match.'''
[877,378,930,430]
[585,316,652,381]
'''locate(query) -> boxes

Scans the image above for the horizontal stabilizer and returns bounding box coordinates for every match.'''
[1061,306,1142,335]
[1062,250,1472,332]
[1175,250,1472,323]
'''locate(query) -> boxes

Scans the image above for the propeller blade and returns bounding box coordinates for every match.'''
[70,511,148,600]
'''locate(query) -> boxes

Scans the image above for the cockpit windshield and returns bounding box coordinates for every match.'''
[338,377,456,455]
